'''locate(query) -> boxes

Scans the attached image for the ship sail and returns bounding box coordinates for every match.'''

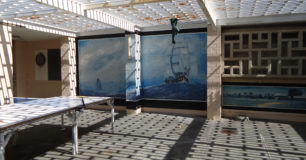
[96,78,102,90]
[165,42,190,83]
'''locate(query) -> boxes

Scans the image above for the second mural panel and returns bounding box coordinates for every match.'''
[141,32,207,101]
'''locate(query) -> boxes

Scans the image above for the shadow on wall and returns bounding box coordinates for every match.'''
[206,28,222,120]
[0,25,13,105]
[208,87,221,119]
[61,37,77,96]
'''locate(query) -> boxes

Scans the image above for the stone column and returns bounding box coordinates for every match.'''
[0,24,13,105]
[60,37,77,96]
[207,25,222,120]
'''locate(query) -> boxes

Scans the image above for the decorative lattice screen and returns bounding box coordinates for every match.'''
[222,29,306,77]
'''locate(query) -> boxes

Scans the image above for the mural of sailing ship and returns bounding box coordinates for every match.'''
[141,33,207,101]
[78,33,207,101]
[165,42,190,84]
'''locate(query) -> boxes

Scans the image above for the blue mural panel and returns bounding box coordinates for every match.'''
[141,33,207,101]
[223,85,306,110]
[78,37,127,98]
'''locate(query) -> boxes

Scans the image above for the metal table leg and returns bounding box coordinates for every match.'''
[61,114,65,130]
[0,130,15,160]
[67,110,81,155]
[107,99,115,131]
[72,113,78,155]
[0,134,5,160]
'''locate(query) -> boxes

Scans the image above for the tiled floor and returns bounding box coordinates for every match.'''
[5,109,306,160]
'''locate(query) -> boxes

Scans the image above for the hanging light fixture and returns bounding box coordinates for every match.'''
[170,18,179,44]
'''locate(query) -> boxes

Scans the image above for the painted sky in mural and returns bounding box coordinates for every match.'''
[78,37,127,98]
[223,85,306,110]
[141,33,207,101]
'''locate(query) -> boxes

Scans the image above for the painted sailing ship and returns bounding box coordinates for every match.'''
[165,42,190,84]
[96,78,102,90]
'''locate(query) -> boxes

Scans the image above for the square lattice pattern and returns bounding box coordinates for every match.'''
[223,29,306,77]
[210,0,306,19]
[89,0,207,28]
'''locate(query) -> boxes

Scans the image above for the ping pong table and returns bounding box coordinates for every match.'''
[0,96,114,160]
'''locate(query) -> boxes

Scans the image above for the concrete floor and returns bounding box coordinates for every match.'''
[5,109,306,160]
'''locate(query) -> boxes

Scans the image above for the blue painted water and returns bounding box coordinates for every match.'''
[223,97,306,110]
[80,89,125,98]
[142,83,206,101]
[223,85,306,110]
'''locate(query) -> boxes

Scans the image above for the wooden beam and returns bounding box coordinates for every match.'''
[84,0,171,10]
[35,0,84,15]
[197,0,217,28]
[2,19,76,37]
[140,21,206,32]
[34,0,136,32]
[85,10,137,32]
[0,9,61,19]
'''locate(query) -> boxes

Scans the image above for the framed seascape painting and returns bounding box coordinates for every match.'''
[223,85,306,110]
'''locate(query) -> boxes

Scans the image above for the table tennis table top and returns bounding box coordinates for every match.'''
[0,96,112,132]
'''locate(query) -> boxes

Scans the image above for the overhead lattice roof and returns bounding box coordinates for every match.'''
[98,0,207,27]
[0,0,306,36]
[15,12,112,32]
[211,0,306,19]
